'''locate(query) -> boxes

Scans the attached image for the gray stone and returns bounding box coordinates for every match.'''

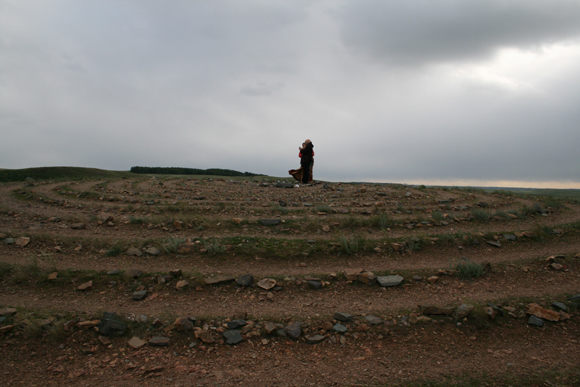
[223,330,244,345]
[174,317,194,331]
[204,275,235,285]
[412,275,423,281]
[284,321,302,340]
[306,335,326,344]
[144,247,161,256]
[259,219,281,226]
[308,280,322,290]
[132,290,147,300]
[275,182,294,189]
[528,315,544,327]
[334,312,352,322]
[0,308,18,316]
[98,312,127,336]
[256,278,276,290]
[552,302,567,312]
[264,322,277,334]
[77,281,93,291]
[568,294,580,303]
[107,270,120,276]
[236,274,254,287]
[126,247,143,256]
[488,303,504,317]
[39,319,53,330]
[199,331,215,344]
[125,269,143,279]
[127,336,146,349]
[377,275,404,287]
[0,308,18,317]
[15,237,30,247]
[333,323,348,333]
[365,315,383,325]
[485,240,502,248]
[503,234,517,241]
[227,320,247,330]
[456,304,474,319]
[175,280,189,290]
[149,336,170,346]
[4,238,15,245]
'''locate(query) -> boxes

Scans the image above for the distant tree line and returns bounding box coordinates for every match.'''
[0,167,132,182]
[130,166,262,177]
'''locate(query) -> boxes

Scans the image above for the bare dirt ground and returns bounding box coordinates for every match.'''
[1,176,579,386]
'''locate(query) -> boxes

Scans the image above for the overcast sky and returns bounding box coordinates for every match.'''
[2,0,580,188]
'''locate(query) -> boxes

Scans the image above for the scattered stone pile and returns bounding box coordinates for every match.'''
[2,293,577,348]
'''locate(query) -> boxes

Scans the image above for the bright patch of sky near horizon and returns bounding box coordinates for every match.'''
[1,0,580,188]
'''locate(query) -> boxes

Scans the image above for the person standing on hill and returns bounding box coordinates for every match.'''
[299,139,314,184]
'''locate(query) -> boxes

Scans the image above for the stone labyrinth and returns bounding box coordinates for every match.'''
[0,176,579,386]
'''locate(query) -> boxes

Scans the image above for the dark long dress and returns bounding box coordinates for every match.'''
[289,143,314,183]
[300,142,314,184]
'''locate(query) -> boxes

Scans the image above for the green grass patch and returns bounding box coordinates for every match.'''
[435,233,456,245]
[431,210,445,222]
[542,197,566,210]
[105,245,125,257]
[404,236,424,252]
[338,235,363,255]
[203,238,226,254]
[471,209,491,222]
[0,261,15,280]
[11,189,37,201]
[272,204,289,215]
[369,214,393,230]
[315,205,333,213]
[162,237,187,254]
[493,210,508,219]
[453,258,485,280]
[129,216,146,224]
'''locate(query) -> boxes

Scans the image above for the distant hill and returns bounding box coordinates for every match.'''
[130,166,264,177]
[0,166,266,182]
[0,167,133,182]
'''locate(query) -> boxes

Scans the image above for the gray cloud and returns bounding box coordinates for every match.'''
[1,0,579,188]
[339,0,580,66]
[240,82,285,96]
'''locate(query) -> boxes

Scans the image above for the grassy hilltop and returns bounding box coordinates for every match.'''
[0,166,266,183]
[1,166,578,200]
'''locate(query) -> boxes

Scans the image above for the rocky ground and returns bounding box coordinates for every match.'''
[0,176,579,386]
